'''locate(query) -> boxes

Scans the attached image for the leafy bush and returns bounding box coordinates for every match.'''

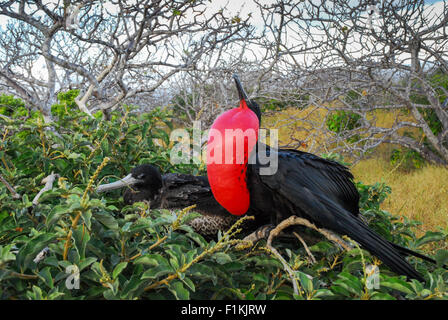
[390,148,425,171]
[326,110,361,135]
[256,94,309,112]
[410,69,448,137]
[326,90,364,145]
[0,94,25,116]
[0,97,447,300]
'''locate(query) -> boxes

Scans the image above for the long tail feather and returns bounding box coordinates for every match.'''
[300,189,425,282]
[389,241,448,270]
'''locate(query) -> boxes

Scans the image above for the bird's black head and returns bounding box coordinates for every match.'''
[232,74,262,124]
[129,164,163,194]
[96,164,163,201]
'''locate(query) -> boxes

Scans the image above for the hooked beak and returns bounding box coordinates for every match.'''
[96,174,142,193]
[233,74,249,102]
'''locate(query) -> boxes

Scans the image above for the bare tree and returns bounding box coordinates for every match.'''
[249,0,448,165]
[0,0,254,122]
[1,0,447,166]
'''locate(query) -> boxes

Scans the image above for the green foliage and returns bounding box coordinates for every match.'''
[0,96,447,300]
[390,148,425,171]
[51,90,80,118]
[326,110,361,135]
[256,94,309,112]
[410,69,448,137]
[326,90,363,144]
[0,94,25,116]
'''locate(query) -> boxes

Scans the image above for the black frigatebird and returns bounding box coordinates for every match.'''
[205,74,429,281]
[96,164,239,236]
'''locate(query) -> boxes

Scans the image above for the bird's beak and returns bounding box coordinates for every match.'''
[233,74,249,102]
[96,174,142,193]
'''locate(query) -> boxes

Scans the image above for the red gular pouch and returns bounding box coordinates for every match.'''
[206,100,259,216]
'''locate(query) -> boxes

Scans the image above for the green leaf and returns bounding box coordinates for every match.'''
[79,257,97,271]
[122,221,132,232]
[297,271,313,294]
[46,205,71,226]
[434,249,448,268]
[134,255,160,267]
[334,272,363,296]
[313,289,334,299]
[213,252,232,265]
[38,267,54,289]
[180,276,195,292]
[16,233,56,271]
[113,262,128,279]
[81,210,92,229]
[72,227,90,260]
[22,194,32,207]
[380,276,413,295]
[93,211,119,230]
[413,231,446,248]
[370,292,396,300]
[0,244,16,264]
[253,273,269,284]
[28,285,44,300]
[67,152,83,160]
[168,280,189,300]
[140,266,173,280]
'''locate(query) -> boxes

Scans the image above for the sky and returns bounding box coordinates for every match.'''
[0,0,445,27]
[0,0,446,84]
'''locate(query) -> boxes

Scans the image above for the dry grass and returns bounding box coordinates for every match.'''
[352,157,448,234]
[262,106,331,151]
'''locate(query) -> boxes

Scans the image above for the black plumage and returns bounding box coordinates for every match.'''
[122,165,163,205]
[246,146,425,281]
[229,74,427,281]
[97,162,435,281]
[95,74,437,282]
[97,165,239,236]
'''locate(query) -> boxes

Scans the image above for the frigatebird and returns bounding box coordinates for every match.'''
[96,165,239,237]
[205,74,428,281]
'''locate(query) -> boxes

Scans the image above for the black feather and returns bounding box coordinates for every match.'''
[247,145,425,281]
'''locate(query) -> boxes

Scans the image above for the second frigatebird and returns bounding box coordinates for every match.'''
[96,164,239,237]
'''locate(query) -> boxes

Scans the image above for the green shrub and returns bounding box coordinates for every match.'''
[0,94,25,116]
[326,110,361,135]
[390,148,425,171]
[0,96,447,300]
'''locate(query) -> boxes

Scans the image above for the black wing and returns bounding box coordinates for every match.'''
[256,149,423,281]
[266,148,360,215]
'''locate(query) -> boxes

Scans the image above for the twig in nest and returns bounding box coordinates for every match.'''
[265,240,301,296]
[32,172,59,205]
[265,215,354,296]
[242,224,274,243]
[0,174,21,199]
[293,231,317,264]
[268,215,353,251]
